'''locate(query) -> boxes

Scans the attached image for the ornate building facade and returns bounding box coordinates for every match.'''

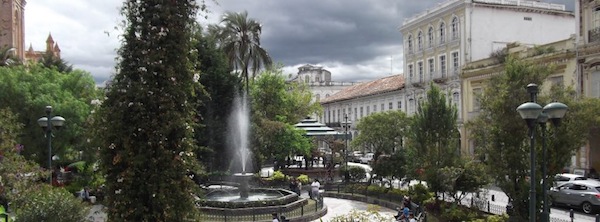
[1,0,60,61]
[288,64,357,123]
[401,0,575,154]
[576,0,600,175]
[1,0,26,59]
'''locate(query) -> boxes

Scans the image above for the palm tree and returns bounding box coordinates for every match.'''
[0,47,20,67]
[38,53,73,73]
[209,11,272,92]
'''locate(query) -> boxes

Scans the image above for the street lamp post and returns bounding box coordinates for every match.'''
[37,106,65,184]
[343,113,349,182]
[516,83,568,222]
[540,101,568,221]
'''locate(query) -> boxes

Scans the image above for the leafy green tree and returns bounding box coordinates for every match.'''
[0,65,100,166]
[256,120,311,170]
[250,68,321,169]
[209,11,272,92]
[370,152,407,188]
[407,83,460,197]
[351,110,410,184]
[96,0,203,221]
[191,25,242,173]
[438,160,489,204]
[467,56,598,220]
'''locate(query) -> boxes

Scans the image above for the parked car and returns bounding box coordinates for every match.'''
[348,151,363,163]
[549,180,600,214]
[359,153,374,164]
[554,173,588,187]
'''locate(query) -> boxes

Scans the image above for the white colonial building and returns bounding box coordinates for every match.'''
[288,64,358,122]
[401,0,575,153]
[319,74,406,152]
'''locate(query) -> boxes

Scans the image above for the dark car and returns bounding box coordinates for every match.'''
[549,180,600,214]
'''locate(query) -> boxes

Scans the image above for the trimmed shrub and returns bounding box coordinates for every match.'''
[12,184,89,222]
[340,166,366,182]
[297,174,309,184]
[408,183,433,204]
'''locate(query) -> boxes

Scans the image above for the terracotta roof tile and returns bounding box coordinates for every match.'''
[320,74,404,104]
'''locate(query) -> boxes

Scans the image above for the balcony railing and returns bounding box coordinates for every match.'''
[432,71,448,83]
[589,27,600,43]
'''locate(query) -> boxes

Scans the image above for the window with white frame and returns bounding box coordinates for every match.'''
[418,61,423,82]
[440,55,447,78]
[337,109,340,122]
[360,107,363,118]
[407,35,413,52]
[389,102,393,110]
[397,101,402,109]
[373,105,377,112]
[417,31,423,50]
[409,99,415,113]
[451,17,459,40]
[381,104,384,111]
[428,58,435,80]
[354,108,357,120]
[439,22,445,44]
[428,27,434,48]
[452,52,459,74]
[367,106,370,115]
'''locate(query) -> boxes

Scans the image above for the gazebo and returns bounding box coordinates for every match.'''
[294,117,350,139]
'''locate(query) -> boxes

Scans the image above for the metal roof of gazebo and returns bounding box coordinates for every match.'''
[294,117,349,139]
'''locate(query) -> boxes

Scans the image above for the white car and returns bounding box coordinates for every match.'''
[359,153,374,164]
[554,173,588,187]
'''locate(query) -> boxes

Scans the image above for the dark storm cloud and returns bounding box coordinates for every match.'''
[26,0,577,84]
[205,0,440,68]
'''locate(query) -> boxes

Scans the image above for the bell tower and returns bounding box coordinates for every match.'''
[0,0,26,60]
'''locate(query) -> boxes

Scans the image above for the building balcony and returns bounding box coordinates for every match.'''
[432,72,448,83]
[589,27,600,43]
[412,81,425,88]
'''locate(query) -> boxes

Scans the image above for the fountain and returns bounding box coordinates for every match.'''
[198,92,326,220]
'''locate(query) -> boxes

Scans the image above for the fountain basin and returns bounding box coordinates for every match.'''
[199,188,298,209]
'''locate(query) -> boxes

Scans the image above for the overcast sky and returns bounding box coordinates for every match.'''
[24,0,574,85]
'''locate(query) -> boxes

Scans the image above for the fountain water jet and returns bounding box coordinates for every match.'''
[228,92,252,199]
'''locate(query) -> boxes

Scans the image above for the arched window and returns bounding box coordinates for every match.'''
[417,31,423,50]
[427,27,434,48]
[304,75,310,83]
[409,98,415,114]
[439,22,446,44]
[451,17,460,40]
[407,35,413,53]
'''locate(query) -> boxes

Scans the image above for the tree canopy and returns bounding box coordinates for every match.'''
[250,68,320,169]
[0,65,100,166]
[467,56,599,220]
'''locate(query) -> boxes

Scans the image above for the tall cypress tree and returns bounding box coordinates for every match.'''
[408,83,460,197]
[97,0,201,221]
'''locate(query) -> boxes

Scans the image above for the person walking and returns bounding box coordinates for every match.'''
[310,179,321,200]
